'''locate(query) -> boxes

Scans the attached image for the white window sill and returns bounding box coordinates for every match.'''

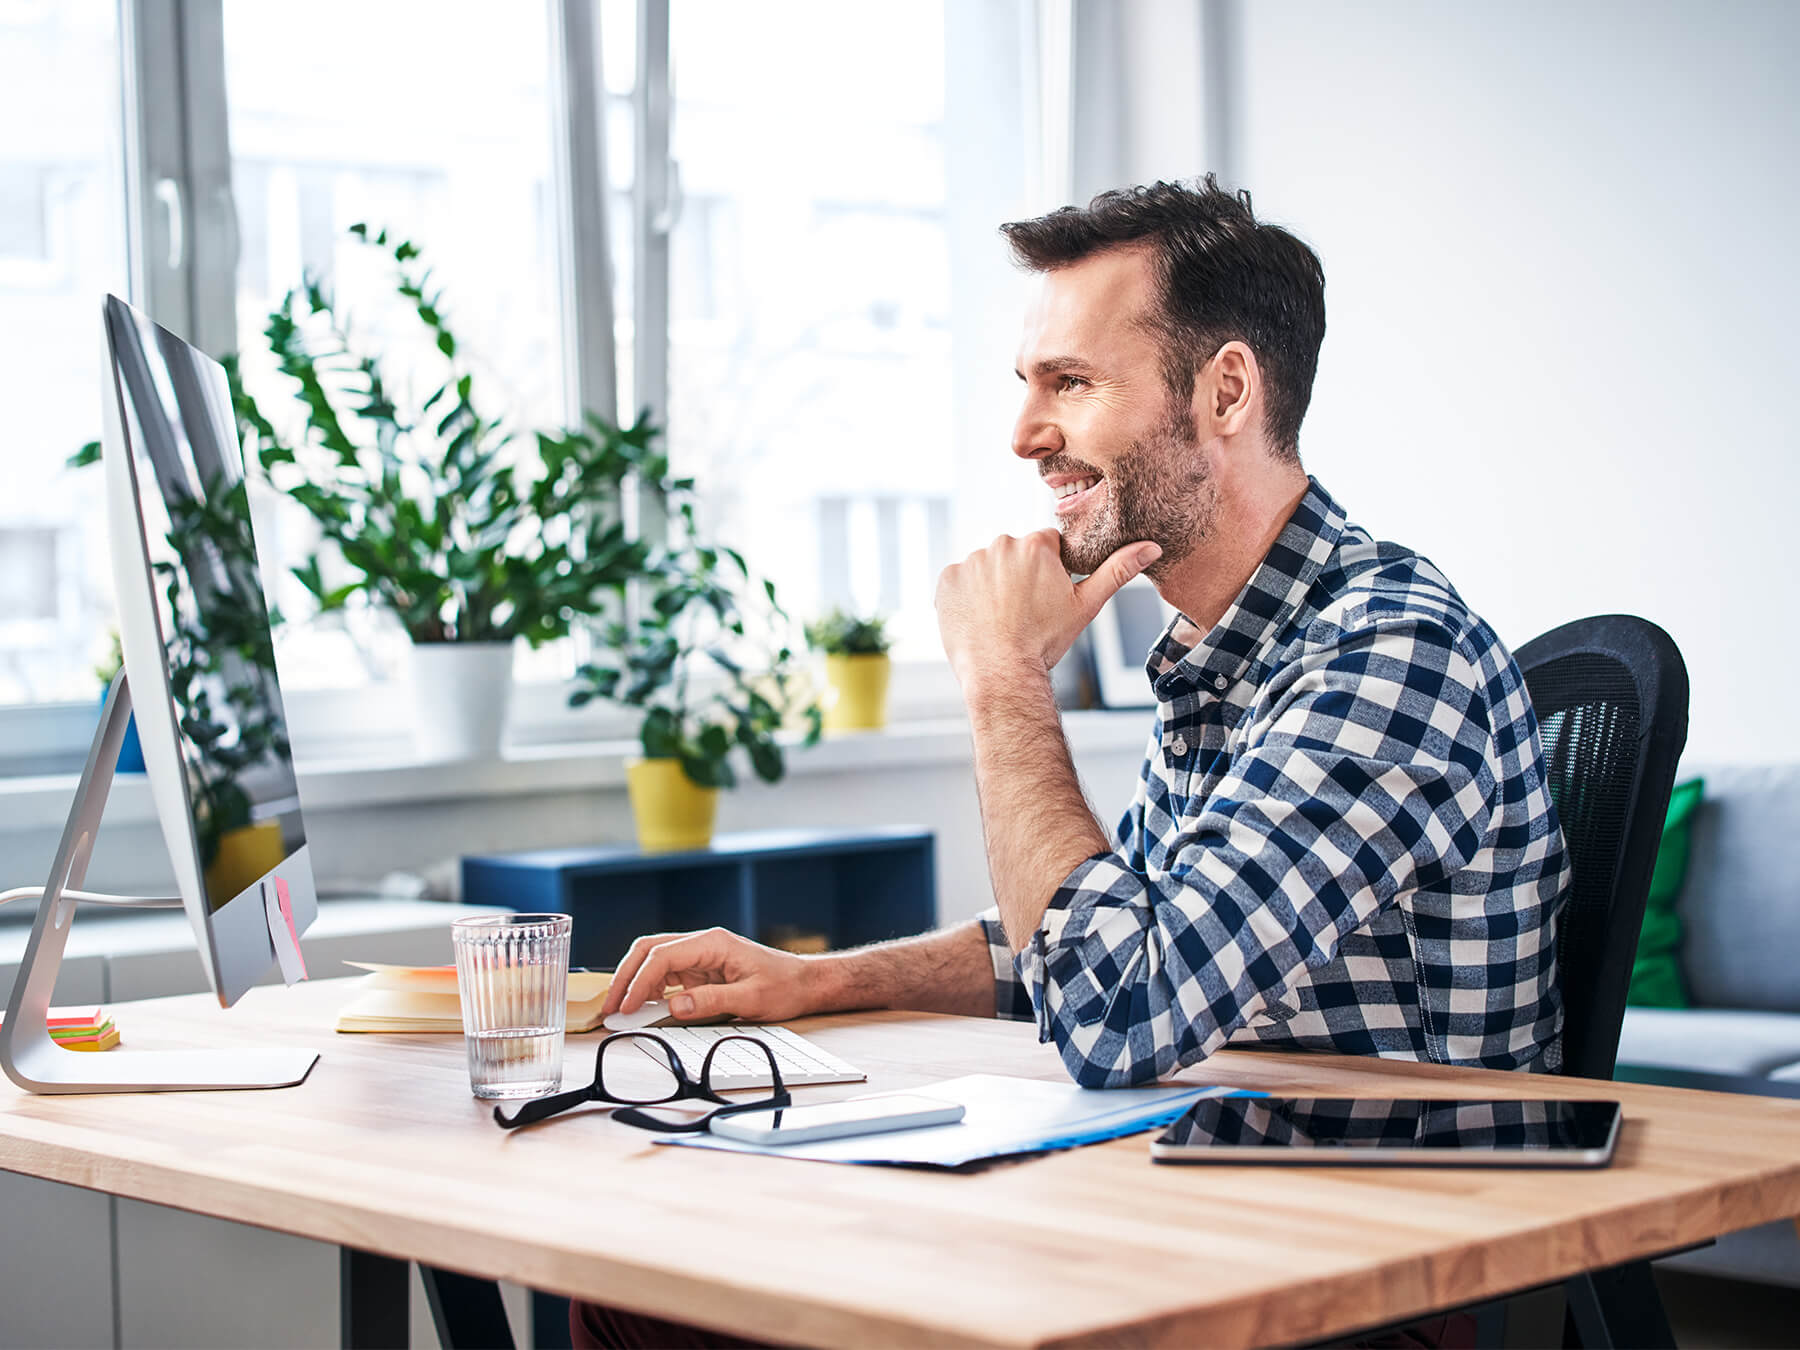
[0,708,1152,834]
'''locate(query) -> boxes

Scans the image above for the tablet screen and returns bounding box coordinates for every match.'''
[1154,1097,1621,1155]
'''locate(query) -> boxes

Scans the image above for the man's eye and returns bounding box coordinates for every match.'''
[1058,375,1088,392]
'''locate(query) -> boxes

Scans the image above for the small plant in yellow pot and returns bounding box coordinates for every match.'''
[807,609,893,734]
[571,465,820,852]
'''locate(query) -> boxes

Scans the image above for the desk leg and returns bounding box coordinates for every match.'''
[340,1247,409,1350]
[1563,1259,1675,1349]
[420,1265,517,1350]
[533,1290,574,1349]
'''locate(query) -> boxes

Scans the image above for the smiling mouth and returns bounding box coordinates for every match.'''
[1051,476,1103,515]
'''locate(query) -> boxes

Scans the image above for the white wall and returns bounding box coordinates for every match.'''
[1225,0,1800,764]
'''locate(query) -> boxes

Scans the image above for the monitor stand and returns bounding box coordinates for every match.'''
[0,673,319,1094]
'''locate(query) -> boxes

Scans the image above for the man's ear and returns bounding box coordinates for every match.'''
[1198,340,1259,439]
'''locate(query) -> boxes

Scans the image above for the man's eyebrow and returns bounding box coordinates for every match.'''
[1014,355,1097,382]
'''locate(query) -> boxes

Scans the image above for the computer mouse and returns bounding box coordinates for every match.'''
[602,1000,679,1032]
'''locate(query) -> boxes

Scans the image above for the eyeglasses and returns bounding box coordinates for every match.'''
[491,1032,791,1133]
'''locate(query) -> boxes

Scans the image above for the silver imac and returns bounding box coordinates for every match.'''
[0,295,318,1093]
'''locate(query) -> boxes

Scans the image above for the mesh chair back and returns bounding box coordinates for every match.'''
[1517,616,1688,1081]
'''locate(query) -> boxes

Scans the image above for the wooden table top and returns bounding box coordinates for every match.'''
[4,978,1799,1349]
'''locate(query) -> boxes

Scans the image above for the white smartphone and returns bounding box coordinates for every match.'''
[708,1093,965,1146]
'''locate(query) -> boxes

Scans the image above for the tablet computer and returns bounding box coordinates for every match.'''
[1149,1097,1622,1167]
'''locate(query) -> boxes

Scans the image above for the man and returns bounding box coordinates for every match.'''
[599,175,1570,1090]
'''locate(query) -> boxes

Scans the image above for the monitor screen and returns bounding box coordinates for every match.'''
[101,296,306,917]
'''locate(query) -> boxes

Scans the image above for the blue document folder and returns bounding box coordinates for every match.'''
[659,1073,1253,1168]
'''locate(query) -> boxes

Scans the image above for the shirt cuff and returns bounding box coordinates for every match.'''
[976,907,1036,1022]
[1013,853,1130,1042]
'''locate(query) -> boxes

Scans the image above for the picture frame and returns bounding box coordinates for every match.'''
[1088,578,1175,709]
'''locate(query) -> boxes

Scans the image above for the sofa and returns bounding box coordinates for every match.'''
[1614,763,1800,1287]
[1617,763,1800,1080]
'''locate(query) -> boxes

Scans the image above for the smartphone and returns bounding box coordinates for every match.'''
[708,1093,965,1146]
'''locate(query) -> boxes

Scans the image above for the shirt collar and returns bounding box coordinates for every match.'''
[1146,477,1348,699]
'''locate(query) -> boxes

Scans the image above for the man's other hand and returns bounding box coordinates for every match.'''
[934,530,1161,684]
[600,927,817,1024]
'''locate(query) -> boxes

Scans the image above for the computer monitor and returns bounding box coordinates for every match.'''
[0,296,319,1093]
[100,293,318,1003]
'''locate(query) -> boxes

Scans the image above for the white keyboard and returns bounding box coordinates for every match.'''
[633,1024,866,1091]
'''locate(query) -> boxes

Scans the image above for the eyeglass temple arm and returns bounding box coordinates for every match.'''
[492,1085,592,1130]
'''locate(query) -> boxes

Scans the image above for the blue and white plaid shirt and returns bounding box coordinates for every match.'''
[980,479,1571,1088]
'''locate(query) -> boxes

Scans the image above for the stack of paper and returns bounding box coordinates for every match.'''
[0,1006,121,1052]
[333,962,614,1034]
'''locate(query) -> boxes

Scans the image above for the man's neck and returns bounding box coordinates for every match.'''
[1155,470,1311,632]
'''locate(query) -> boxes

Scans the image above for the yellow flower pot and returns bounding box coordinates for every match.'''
[625,757,719,853]
[823,653,891,733]
[202,819,288,907]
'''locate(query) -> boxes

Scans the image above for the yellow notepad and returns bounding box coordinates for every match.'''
[334,963,615,1034]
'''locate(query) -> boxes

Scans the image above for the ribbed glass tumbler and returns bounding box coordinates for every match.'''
[451,913,572,1099]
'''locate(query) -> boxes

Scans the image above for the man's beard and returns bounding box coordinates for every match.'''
[1050,401,1215,577]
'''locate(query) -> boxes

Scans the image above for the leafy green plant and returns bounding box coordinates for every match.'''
[805,608,892,656]
[226,223,657,645]
[571,484,821,789]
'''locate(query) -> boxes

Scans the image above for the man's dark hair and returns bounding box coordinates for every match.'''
[1000,175,1325,462]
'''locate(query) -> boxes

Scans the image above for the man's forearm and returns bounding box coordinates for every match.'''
[805,921,996,1017]
[964,671,1110,952]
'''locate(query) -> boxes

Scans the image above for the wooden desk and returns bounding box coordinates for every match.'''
[4,979,1800,1348]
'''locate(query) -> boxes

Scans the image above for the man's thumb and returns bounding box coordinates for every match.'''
[1077,540,1162,615]
[668,981,738,1023]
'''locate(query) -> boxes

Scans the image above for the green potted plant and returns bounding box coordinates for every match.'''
[226,223,659,759]
[805,608,894,733]
[572,479,821,852]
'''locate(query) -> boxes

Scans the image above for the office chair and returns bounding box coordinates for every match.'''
[1490,615,1690,1350]
[1517,614,1690,1083]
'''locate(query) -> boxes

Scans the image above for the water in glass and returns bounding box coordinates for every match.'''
[466,1026,564,1100]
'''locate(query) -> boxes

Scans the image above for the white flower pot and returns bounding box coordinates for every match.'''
[406,641,515,761]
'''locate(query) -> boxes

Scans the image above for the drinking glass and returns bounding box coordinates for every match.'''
[450,913,572,1099]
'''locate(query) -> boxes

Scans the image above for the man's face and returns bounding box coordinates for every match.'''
[1012,248,1215,577]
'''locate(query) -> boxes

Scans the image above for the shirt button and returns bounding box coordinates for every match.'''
[1213,674,1228,691]
[1171,736,1188,756]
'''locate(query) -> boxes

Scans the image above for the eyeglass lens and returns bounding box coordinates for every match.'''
[594,1032,689,1104]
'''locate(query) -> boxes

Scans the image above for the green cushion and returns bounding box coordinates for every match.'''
[1626,777,1704,1008]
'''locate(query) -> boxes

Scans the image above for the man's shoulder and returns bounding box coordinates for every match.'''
[1302,527,1489,655]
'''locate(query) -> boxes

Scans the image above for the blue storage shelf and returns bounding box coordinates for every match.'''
[461,826,936,969]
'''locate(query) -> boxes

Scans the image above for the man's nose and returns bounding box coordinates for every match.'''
[1012,402,1063,461]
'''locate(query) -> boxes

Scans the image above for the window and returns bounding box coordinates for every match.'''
[0,0,129,708]
[664,1,957,660]
[0,0,1051,773]
[222,0,570,690]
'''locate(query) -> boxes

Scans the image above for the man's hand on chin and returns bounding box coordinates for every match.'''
[934,529,1162,688]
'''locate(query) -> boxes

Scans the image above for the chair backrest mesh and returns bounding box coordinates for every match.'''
[1527,657,1640,1079]
[1517,616,1687,1081]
